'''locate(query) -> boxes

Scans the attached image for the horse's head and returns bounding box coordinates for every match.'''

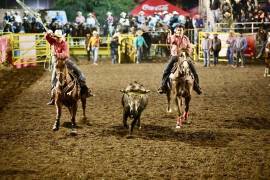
[55,59,67,87]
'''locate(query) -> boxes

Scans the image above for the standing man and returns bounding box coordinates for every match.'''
[45,29,92,105]
[201,33,212,67]
[212,33,222,66]
[134,30,148,64]
[233,31,247,67]
[157,25,202,95]
[87,30,100,65]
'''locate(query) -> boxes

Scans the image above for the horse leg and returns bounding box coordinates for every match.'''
[81,97,87,119]
[70,103,78,134]
[166,91,172,113]
[53,102,62,131]
[182,95,191,124]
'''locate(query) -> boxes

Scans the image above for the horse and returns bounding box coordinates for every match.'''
[52,59,87,134]
[166,54,194,128]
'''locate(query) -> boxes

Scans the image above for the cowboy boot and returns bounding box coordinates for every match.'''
[47,88,55,105]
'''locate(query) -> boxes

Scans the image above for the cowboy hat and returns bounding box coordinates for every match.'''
[139,11,145,15]
[224,12,231,18]
[107,11,112,16]
[92,30,99,35]
[120,12,126,18]
[136,30,143,36]
[54,29,65,38]
[172,11,179,15]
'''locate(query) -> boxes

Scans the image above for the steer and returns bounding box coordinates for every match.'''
[120,82,150,135]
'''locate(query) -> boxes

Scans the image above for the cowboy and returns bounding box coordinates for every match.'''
[134,29,148,64]
[157,25,202,95]
[45,29,92,105]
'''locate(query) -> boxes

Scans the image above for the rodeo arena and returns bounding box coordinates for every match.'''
[0,0,270,178]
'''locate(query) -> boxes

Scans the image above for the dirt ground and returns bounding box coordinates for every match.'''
[0,59,269,179]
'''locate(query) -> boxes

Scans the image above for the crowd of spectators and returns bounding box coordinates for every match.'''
[2,0,270,37]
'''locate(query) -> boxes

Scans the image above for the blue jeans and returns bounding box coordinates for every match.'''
[91,47,99,63]
[203,50,210,67]
[111,48,118,64]
[227,48,234,65]
[136,46,143,63]
[213,51,219,65]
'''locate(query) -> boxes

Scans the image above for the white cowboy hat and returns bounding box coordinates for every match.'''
[92,30,99,35]
[54,29,65,38]
[172,11,179,15]
[224,12,231,18]
[113,32,121,38]
[139,11,144,15]
[162,11,168,15]
[88,13,94,17]
[107,11,112,16]
[136,30,143,36]
[120,12,126,18]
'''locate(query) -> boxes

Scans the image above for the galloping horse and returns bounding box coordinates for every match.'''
[52,59,87,134]
[166,54,194,128]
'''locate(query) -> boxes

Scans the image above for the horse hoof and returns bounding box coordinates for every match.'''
[176,125,181,129]
[167,109,172,113]
[52,126,59,131]
[70,129,77,136]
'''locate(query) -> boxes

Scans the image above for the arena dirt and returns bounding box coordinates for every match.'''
[0,60,269,179]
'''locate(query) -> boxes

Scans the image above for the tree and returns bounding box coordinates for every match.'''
[53,0,136,24]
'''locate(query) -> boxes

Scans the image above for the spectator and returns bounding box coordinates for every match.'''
[210,0,221,23]
[134,30,148,64]
[201,33,212,67]
[87,30,100,65]
[233,31,247,67]
[226,31,236,66]
[75,11,85,25]
[211,33,222,66]
[13,11,22,33]
[110,33,120,64]
[85,33,91,61]
[119,12,130,33]
[106,11,114,36]
[86,13,97,28]
[222,12,233,32]
[54,12,64,25]
[137,11,146,28]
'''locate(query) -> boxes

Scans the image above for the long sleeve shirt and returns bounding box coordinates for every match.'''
[134,36,148,49]
[167,34,192,56]
[45,33,69,60]
[201,38,212,50]
[88,36,100,48]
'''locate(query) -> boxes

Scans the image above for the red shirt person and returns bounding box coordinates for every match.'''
[158,25,202,95]
[45,30,69,60]
[45,30,92,105]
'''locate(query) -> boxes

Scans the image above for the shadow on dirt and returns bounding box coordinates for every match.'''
[227,117,270,130]
[103,124,233,147]
[0,169,37,176]
[0,66,45,112]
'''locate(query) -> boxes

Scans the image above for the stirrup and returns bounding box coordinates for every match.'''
[47,99,55,105]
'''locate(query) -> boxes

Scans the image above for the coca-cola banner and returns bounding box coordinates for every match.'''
[131,0,189,16]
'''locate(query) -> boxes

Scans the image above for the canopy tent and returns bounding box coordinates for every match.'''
[131,0,190,16]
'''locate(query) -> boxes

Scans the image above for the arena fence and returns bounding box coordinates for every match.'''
[198,31,256,62]
[1,30,258,69]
